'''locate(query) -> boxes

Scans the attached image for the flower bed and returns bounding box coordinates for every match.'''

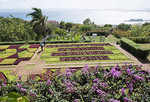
[0,64,149,102]
[0,44,39,65]
[52,51,113,56]
[60,56,110,61]
[40,43,130,63]
[58,47,104,51]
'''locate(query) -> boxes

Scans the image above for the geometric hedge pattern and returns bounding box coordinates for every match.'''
[40,43,130,63]
[0,44,40,65]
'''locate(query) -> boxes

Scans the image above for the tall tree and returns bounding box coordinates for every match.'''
[26,7,48,40]
[83,18,91,25]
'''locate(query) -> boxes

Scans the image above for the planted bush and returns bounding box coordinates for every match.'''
[0,64,149,102]
[128,37,150,43]
[120,37,149,58]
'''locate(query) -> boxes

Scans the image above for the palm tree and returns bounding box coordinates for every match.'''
[26,7,48,40]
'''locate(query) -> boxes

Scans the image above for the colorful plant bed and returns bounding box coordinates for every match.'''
[0,44,39,65]
[0,64,149,101]
[40,43,131,64]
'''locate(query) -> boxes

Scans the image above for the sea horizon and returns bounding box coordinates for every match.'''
[0,8,150,25]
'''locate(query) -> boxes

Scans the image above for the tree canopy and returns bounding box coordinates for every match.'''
[26,7,48,40]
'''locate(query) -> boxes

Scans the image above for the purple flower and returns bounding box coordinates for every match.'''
[17,84,22,88]
[130,86,133,92]
[95,65,99,68]
[85,65,89,69]
[146,70,150,75]
[0,85,1,89]
[110,99,120,102]
[20,88,27,93]
[48,89,53,93]
[81,68,89,75]
[29,91,37,97]
[140,64,142,67]
[65,72,72,77]
[129,64,132,67]
[110,68,116,75]
[134,74,144,81]
[92,83,98,91]
[18,75,22,80]
[93,78,99,83]
[124,97,130,102]
[97,89,102,96]
[100,82,108,88]
[39,82,43,84]
[121,88,125,95]
[127,68,133,75]
[46,80,52,85]
[97,89,106,96]
[124,62,127,66]
[74,99,79,102]
[2,83,6,86]
[110,68,121,78]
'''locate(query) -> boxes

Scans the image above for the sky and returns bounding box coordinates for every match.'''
[0,0,150,10]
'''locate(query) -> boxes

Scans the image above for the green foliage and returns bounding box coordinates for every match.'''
[127,37,150,43]
[27,7,48,40]
[112,29,130,38]
[27,48,37,53]
[0,17,36,42]
[0,53,13,59]
[116,23,131,31]
[65,22,74,31]
[0,58,17,65]
[104,24,113,27]
[19,45,30,49]
[0,64,149,101]
[22,53,34,58]
[0,92,29,102]
[83,18,91,25]
[60,21,66,29]
[6,49,17,53]
[0,45,10,49]
[55,28,67,36]
[113,23,150,39]
[18,50,28,58]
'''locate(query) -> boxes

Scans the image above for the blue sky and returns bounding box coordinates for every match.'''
[0,0,150,10]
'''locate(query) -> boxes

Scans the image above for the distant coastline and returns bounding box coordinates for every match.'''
[124,19,150,22]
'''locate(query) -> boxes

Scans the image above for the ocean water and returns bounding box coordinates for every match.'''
[0,9,150,25]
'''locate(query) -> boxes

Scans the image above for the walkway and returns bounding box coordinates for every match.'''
[11,46,46,76]
[113,44,150,70]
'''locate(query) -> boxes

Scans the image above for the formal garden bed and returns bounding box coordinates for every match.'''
[0,44,40,65]
[0,64,150,101]
[40,43,130,64]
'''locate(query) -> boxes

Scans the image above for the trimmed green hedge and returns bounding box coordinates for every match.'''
[120,37,150,58]
[0,40,77,45]
[127,37,150,43]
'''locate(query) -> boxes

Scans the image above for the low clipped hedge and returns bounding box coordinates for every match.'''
[127,37,150,43]
[120,37,150,59]
[0,40,77,45]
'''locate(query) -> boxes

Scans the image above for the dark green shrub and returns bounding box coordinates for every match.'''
[120,37,149,59]
[127,37,150,43]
